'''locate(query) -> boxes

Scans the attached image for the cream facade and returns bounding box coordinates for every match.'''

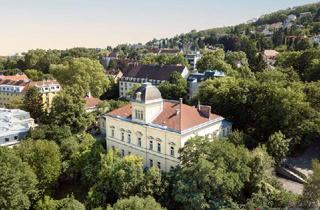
[102,83,231,171]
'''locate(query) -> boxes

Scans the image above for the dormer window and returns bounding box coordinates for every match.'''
[136,92,141,102]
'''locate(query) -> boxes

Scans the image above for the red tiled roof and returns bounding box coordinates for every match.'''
[85,96,101,109]
[107,101,222,132]
[0,79,30,87]
[0,74,29,81]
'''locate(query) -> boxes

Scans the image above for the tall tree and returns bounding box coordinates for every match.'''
[106,196,166,210]
[0,147,38,210]
[50,57,110,97]
[14,140,62,195]
[49,91,94,133]
[23,87,45,122]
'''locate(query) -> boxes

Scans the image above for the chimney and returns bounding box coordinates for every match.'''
[198,105,211,119]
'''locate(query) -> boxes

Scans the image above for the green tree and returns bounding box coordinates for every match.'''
[23,87,45,122]
[49,92,94,133]
[50,57,110,97]
[266,131,290,165]
[299,160,320,209]
[174,137,251,209]
[106,196,166,210]
[158,71,187,100]
[88,150,165,208]
[24,69,44,81]
[14,140,62,194]
[225,51,249,69]
[35,196,85,210]
[0,147,38,210]
[196,50,232,72]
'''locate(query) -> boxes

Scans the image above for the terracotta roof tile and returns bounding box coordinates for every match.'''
[85,96,101,109]
[0,74,29,81]
[107,101,222,132]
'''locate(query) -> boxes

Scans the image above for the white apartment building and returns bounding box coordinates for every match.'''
[185,51,202,70]
[101,83,231,171]
[0,108,35,147]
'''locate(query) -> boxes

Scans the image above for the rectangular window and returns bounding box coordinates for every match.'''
[121,132,124,141]
[111,129,115,138]
[127,134,131,143]
[149,159,153,167]
[5,138,9,142]
[138,137,142,147]
[170,147,175,157]
[14,136,18,140]
[128,151,131,155]
[157,162,161,169]
[149,141,153,150]
[157,143,161,153]
[121,149,125,157]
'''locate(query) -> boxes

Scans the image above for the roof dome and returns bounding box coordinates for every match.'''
[132,83,162,103]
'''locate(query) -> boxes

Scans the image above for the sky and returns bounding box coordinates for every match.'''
[0,0,318,55]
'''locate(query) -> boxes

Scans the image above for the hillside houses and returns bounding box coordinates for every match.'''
[119,64,189,98]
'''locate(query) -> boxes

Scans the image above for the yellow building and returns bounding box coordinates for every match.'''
[0,76,30,108]
[30,80,61,112]
[100,83,232,171]
[0,75,61,111]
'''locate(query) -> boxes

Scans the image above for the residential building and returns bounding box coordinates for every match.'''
[30,80,61,112]
[284,14,297,28]
[101,52,118,69]
[0,73,29,81]
[146,48,182,55]
[105,69,123,83]
[185,51,202,70]
[0,78,30,108]
[119,64,189,98]
[262,50,279,67]
[187,70,225,99]
[299,12,312,18]
[0,108,35,147]
[84,92,101,112]
[312,35,320,46]
[101,83,231,171]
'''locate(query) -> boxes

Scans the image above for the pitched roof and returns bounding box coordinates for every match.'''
[0,79,30,87]
[0,74,29,81]
[85,96,101,109]
[107,101,222,132]
[122,64,186,81]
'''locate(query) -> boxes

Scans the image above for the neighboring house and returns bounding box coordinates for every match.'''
[101,52,118,69]
[0,73,29,81]
[299,12,312,18]
[101,83,232,171]
[284,14,297,28]
[262,22,283,36]
[0,77,61,111]
[262,26,274,36]
[119,64,189,98]
[105,69,123,83]
[30,80,61,112]
[187,70,225,99]
[84,92,101,112]
[0,78,30,108]
[185,51,202,70]
[262,50,279,67]
[0,108,35,147]
[312,35,320,46]
[146,48,182,55]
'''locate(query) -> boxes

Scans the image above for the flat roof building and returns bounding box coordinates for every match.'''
[0,108,35,147]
